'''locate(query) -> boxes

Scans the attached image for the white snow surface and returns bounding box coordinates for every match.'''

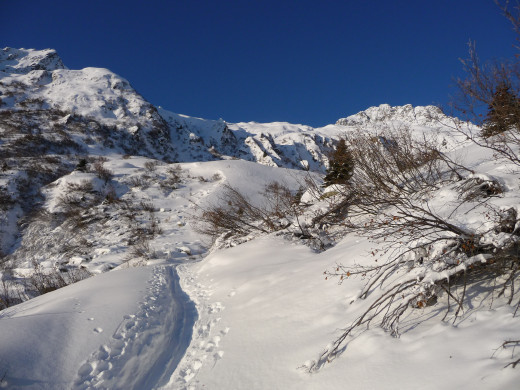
[1,150,519,389]
[0,48,519,390]
[165,236,519,390]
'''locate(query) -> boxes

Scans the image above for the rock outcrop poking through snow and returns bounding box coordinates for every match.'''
[0,47,174,160]
[336,103,448,127]
[0,47,66,74]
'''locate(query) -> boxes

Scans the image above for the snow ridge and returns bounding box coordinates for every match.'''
[0,47,66,74]
[336,103,448,127]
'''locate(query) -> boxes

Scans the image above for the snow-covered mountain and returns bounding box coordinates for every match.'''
[2,47,518,390]
[0,48,459,172]
[1,47,336,168]
[1,47,461,255]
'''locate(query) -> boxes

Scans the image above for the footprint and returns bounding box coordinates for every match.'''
[125,320,136,330]
[96,345,110,360]
[183,369,195,383]
[78,363,93,377]
[208,302,224,314]
[95,360,110,372]
[110,339,126,357]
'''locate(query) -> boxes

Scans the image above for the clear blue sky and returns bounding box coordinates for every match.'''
[3,0,517,127]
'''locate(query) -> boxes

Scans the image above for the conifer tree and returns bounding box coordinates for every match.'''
[482,83,520,137]
[323,138,354,187]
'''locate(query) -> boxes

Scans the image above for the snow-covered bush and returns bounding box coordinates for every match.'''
[308,124,520,371]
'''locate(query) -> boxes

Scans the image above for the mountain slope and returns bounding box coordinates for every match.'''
[2,47,518,390]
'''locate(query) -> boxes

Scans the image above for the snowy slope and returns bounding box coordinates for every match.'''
[336,103,450,127]
[0,157,310,389]
[2,146,519,389]
[1,46,519,390]
[167,236,519,390]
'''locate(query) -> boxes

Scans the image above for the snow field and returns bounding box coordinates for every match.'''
[171,234,520,390]
[0,266,153,389]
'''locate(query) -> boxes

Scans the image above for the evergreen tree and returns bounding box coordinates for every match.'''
[75,158,88,172]
[323,138,354,187]
[482,83,520,137]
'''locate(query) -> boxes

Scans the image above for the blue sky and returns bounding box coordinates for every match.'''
[4,0,517,126]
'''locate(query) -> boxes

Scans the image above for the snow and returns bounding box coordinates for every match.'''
[0,266,154,389]
[162,235,519,390]
[1,47,519,389]
[4,150,517,389]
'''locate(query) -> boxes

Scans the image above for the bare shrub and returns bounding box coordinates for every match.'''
[66,179,94,193]
[195,181,301,241]
[307,125,520,371]
[159,165,182,191]
[103,185,119,204]
[128,175,149,189]
[144,160,159,172]
[0,188,15,211]
[26,262,91,295]
[140,201,156,213]
[457,176,504,201]
[128,240,151,260]
[148,214,163,236]
[497,339,520,368]
[91,161,113,183]
[0,279,24,309]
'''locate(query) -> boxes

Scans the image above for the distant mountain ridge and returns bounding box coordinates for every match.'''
[336,103,449,127]
[0,47,458,172]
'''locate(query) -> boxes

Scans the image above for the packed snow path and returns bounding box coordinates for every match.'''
[0,264,197,390]
[73,265,197,389]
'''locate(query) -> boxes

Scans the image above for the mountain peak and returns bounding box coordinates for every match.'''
[336,104,447,127]
[0,47,66,74]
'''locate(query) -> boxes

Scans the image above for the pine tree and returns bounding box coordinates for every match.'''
[323,138,354,187]
[482,83,520,137]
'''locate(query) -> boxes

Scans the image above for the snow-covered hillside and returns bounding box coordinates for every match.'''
[0,47,519,390]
